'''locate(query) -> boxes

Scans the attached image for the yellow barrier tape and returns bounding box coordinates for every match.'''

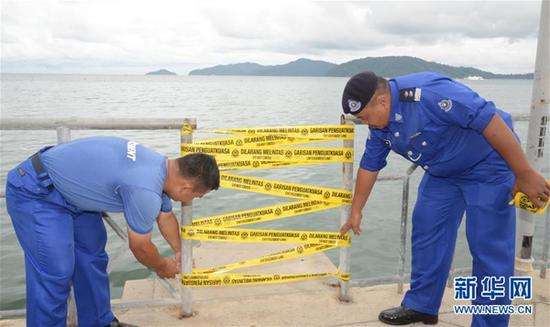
[218,160,349,171]
[194,134,329,147]
[180,125,354,139]
[182,271,350,287]
[180,124,354,287]
[181,124,193,134]
[193,200,340,228]
[194,243,335,274]
[182,144,352,163]
[216,160,317,171]
[182,226,351,247]
[209,125,354,139]
[509,180,550,215]
[220,172,352,205]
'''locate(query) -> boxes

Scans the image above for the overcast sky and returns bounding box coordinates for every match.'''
[0,0,544,74]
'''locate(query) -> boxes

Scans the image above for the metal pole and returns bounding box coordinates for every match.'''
[1,118,198,130]
[66,288,77,327]
[56,127,77,327]
[516,0,549,274]
[103,213,127,241]
[541,209,550,279]
[398,164,417,294]
[398,176,410,294]
[180,126,194,317]
[56,126,71,144]
[338,115,353,302]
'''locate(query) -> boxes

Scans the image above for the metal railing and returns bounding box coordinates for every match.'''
[338,116,353,301]
[0,116,354,320]
[179,127,194,317]
[1,114,548,322]
[0,118,195,323]
[345,113,550,293]
[176,117,355,307]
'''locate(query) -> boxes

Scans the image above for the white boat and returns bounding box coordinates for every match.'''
[465,75,484,80]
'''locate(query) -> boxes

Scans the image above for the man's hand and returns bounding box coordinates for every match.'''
[513,169,550,209]
[128,228,180,278]
[340,212,363,236]
[341,168,378,236]
[155,257,179,279]
[482,114,550,210]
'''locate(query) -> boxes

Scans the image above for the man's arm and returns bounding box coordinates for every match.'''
[340,168,379,235]
[157,211,182,267]
[482,114,550,208]
[127,228,178,278]
[157,211,181,255]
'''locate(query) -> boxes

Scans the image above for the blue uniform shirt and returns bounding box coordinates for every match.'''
[360,72,513,177]
[41,136,173,234]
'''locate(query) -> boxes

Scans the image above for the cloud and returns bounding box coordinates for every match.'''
[369,1,539,40]
[0,0,543,74]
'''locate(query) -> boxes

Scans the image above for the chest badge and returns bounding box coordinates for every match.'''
[438,99,453,112]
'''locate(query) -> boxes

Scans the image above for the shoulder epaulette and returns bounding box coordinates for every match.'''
[399,87,422,102]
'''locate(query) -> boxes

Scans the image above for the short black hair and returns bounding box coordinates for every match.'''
[177,153,220,190]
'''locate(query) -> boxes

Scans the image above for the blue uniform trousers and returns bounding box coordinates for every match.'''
[5,154,114,327]
[401,150,516,327]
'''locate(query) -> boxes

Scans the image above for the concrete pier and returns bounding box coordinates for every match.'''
[1,241,548,326]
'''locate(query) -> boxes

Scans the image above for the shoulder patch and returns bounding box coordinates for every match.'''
[399,88,421,102]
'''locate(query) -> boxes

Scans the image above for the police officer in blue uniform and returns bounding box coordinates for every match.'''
[340,72,550,326]
[5,136,220,327]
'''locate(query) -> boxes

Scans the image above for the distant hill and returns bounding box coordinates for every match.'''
[326,56,532,79]
[189,58,336,76]
[189,62,264,76]
[146,69,176,75]
[189,56,532,79]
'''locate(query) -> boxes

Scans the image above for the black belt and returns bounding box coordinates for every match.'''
[31,152,53,189]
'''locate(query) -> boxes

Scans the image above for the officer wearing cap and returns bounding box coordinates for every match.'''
[340,72,550,326]
[5,136,220,327]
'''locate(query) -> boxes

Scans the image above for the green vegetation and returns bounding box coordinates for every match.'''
[146,69,176,75]
[189,56,532,79]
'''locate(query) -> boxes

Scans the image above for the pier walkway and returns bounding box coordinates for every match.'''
[1,241,548,326]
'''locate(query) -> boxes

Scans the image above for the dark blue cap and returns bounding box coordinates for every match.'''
[342,71,379,115]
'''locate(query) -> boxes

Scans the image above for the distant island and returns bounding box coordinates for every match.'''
[146,69,176,75]
[189,56,532,79]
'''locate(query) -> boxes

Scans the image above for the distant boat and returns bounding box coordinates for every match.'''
[465,75,484,80]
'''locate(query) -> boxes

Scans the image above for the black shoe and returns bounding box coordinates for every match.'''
[378,306,438,325]
[105,317,138,327]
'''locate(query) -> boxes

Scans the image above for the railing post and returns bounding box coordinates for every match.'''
[180,126,194,317]
[56,126,71,144]
[398,177,409,294]
[398,164,416,294]
[56,126,77,327]
[338,115,353,302]
[516,0,549,275]
[541,210,550,279]
[66,288,77,327]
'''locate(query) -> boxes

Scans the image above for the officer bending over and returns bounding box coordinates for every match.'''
[5,136,220,327]
[340,72,549,326]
